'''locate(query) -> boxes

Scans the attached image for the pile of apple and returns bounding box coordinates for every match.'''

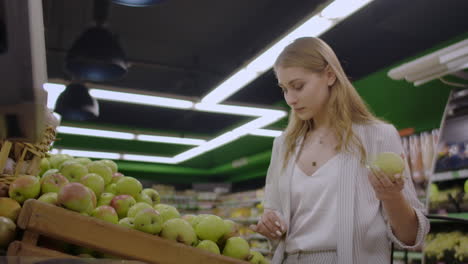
[0,154,269,263]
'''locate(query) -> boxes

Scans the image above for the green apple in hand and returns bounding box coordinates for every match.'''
[133,208,163,235]
[9,175,41,203]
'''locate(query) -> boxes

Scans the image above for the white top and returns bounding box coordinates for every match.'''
[285,154,339,253]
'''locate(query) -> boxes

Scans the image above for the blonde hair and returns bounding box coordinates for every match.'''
[274,37,379,166]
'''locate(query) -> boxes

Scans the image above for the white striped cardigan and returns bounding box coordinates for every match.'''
[263,121,430,264]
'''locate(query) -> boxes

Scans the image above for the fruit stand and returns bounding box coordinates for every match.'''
[8,199,249,264]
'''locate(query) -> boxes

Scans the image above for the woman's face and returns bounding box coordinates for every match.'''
[276,66,335,121]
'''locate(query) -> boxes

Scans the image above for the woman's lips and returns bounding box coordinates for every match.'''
[294,107,305,112]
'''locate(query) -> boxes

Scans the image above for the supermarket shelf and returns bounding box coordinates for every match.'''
[393,251,422,260]
[427,213,468,223]
[218,199,262,208]
[229,217,260,224]
[431,169,468,182]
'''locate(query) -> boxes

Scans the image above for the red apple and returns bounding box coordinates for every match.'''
[8,175,41,203]
[58,183,94,213]
[40,173,69,193]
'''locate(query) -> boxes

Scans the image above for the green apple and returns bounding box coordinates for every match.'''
[0,216,16,248]
[41,169,59,178]
[100,160,118,174]
[142,188,160,205]
[39,157,51,177]
[371,152,405,177]
[182,214,196,226]
[38,192,58,205]
[49,154,73,169]
[40,173,69,193]
[8,175,41,203]
[111,172,124,184]
[87,161,112,185]
[222,237,250,260]
[97,192,115,206]
[127,202,153,218]
[74,157,92,166]
[136,192,152,205]
[110,195,136,218]
[196,240,220,254]
[249,251,265,264]
[0,198,21,221]
[191,214,210,228]
[154,204,180,222]
[115,177,142,198]
[91,205,118,224]
[80,173,105,197]
[160,218,197,246]
[104,183,117,194]
[195,215,226,242]
[118,217,135,229]
[60,160,88,182]
[58,183,95,213]
[464,179,468,193]
[134,208,163,235]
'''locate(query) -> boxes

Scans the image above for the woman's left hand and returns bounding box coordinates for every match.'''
[367,158,405,201]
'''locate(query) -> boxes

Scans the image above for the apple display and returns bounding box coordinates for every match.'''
[118,217,135,229]
[195,215,226,242]
[0,198,21,221]
[0,216,16,248]
[111,172,124,184]
[97,193,115,207]
[49,154,72,169]
[60,160,89,182]
[196,240,220,254]
[160,218,197,246]
[8,175,41,203]
[100,160,118,174]
[222,237,251,260]
[127,202,153,218]
[41,173,69,193]
[39,157,51,177]
[91,205,119,224]
[80,173,105,197]
[38,192,59,205]
[74,157,92,166]
[136,192,152,205]
[154,204,180,222]
[87,161,113,185]
[115,177,142,198]
[41,169,60,178]
[58,183,95,213]
[133,208,163,235]
[249,250,265,264]
[141,188,160,205]
[110,195,136,218]
[104,183,117,194]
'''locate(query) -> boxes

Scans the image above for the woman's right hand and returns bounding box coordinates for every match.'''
[249,210,287,240]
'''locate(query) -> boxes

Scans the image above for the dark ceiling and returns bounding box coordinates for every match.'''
[42,0,468,187]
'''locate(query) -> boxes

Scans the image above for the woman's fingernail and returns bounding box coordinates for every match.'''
[276,230,282,236]
[275,221,281,227]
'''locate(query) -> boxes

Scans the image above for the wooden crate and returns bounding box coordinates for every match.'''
[7,199,249,264]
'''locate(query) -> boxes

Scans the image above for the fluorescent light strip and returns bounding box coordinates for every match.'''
[89,89,194,109]
[201,0,374,104]
[58,126,135,140]
[136,134,206,145]
[122,154,177,164]
[250,128,283,137]
[58,149,121,160]
[195,103,287,118]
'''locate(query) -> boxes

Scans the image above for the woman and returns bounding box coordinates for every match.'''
[250,37,429,264]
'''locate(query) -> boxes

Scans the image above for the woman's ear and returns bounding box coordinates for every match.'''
[326,65,337,87]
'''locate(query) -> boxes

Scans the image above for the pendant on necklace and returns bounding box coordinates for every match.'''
[312,161,317,166]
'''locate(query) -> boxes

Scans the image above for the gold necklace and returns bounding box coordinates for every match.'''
[303,133,326,167]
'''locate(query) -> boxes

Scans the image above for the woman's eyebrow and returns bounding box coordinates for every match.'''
[278,78,301,87]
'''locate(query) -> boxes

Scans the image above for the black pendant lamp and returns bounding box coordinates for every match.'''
[65,0,128,82]
[112,0,165,7]
[55,83,99,121]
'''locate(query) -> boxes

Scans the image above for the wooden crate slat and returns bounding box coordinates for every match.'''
[17,200,249,264]
[7,240,75,258]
